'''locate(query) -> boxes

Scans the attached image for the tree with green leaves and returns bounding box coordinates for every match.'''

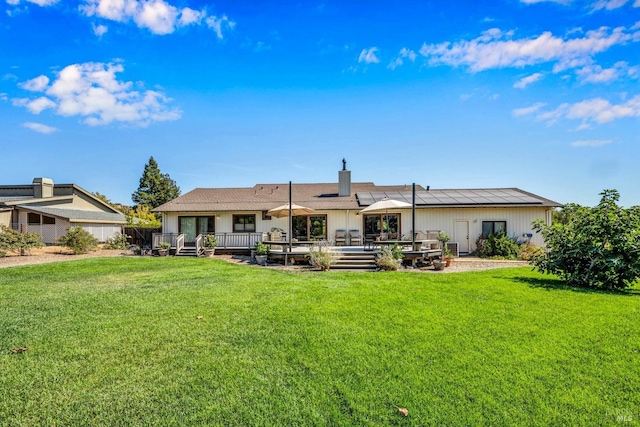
[125,205,162,228]
[531,189,640,290]
[131,156,180,209]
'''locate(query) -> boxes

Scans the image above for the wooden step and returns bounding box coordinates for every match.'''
[330,252,378,271]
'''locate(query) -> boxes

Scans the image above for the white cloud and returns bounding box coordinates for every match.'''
[512,102,547,116]
[19,75,49,91]
[420,25,636,73]
[23,122,57,134]
[570,139,612,147]
[8,0,59,5]
[388,47,417,70]
[591,0,629,10]
[178,7,204,26]
[577,61,640,83]
[12,96,56,114]
[534,95,640,126]
[358,47,380,64]
[514,72,544,88]
[93,23,108,37]
[205,15,234,39]
[79,0,233,37]
[14,61,181,126]
[134,0,178,34]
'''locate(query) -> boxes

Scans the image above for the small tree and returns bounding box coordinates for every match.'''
[125,205,162,228]
[0,226,45,256]
[58,227,99,254]
[132,156,180,210]
[531,189,640,290]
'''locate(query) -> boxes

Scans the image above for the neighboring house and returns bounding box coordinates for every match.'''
[0,178,126,244]
[153,164,561,254]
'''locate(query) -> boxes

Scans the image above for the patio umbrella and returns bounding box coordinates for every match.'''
[359,197,412,239]
[359,197,412,214]
[267,182,315,257]
[267,203,315,218]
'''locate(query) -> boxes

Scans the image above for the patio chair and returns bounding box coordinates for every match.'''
[349,230,362,245]
[334,229,347,246]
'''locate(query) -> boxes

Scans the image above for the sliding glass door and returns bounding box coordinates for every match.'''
[179,216,215,245]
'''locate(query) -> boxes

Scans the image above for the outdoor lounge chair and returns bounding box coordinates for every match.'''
[349,230,362,245]
[334,229,347,246]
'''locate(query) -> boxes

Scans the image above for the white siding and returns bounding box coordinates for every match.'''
[409,207,550,251]
[162,206,551,251]
[75,223,122,242]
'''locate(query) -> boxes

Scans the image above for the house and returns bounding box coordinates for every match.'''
[0,178,126,244]
[153,163,561,254]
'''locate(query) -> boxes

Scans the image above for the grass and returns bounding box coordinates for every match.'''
[1,257,639,426]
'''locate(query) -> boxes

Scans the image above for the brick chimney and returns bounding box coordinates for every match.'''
[33,178,54,198]
[338,158,351,197]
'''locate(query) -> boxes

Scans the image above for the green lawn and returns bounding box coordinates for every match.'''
[1,258,639,426]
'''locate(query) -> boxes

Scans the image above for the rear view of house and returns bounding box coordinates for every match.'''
[0,178,126,244]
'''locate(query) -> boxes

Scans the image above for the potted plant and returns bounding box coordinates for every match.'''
[437,231,453,266]
[203,234,218,257]
[254,241,270,266]
[157,241,171,256]
[443,246,453,267]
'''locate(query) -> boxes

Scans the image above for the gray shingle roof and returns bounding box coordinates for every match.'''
[17,205,126,223]
[0,196,33,203]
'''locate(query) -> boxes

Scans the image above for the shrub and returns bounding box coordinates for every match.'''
[474,233,520,259]
[203,235,218,249]
[0,226,45,256]
[103,233,130,250]
[307,241,338,271]
[58,227,99,254]
[531,189,640,290]
[519,243,542,261]
[376,246,402,271]
[158,241,171,250]
[490,233,520,259]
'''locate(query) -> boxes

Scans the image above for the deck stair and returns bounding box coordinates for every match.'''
[330,250,378,271]
[175,247,198,257]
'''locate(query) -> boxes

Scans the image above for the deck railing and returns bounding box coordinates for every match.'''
[175,234,184,254]
[152,232,263,251]
[213,232,263,249]
[152,233,183,249]
[195,234,204,256]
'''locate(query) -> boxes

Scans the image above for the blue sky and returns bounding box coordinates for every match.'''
[1,0,639,206]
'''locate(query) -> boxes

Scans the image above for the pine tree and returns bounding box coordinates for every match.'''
[132,156,181,209]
